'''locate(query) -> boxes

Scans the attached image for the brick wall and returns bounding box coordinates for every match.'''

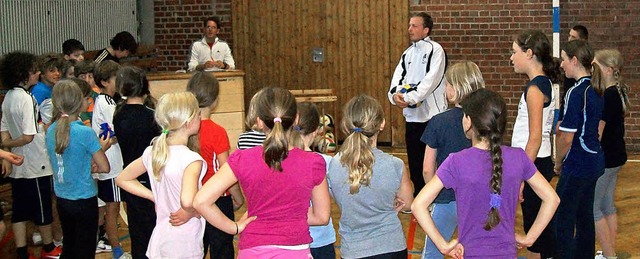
[155,0,232,71]
[410,0,640,151]
[154,0,639,151]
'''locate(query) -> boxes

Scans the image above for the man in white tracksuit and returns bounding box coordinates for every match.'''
[388,12,447,199]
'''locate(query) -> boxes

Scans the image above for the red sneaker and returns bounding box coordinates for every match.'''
[40,245,62,259]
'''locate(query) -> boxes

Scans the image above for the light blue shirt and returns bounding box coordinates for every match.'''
[46,120,102,200]
[310,153,336,248]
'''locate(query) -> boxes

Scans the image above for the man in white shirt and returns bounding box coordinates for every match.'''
[188,17,236,71]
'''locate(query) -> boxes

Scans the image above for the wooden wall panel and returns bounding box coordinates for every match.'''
[232,0,409,145]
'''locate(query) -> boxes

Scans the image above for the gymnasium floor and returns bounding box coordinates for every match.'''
[1,152,638,258]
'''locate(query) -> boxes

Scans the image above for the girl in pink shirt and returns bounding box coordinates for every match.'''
[194,87,331,259]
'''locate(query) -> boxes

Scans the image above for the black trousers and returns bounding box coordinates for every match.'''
[522,157,557,258]
[405,121,428,197]
[123,190,156,259]
[203,196,235,259]
[58,196,98,259]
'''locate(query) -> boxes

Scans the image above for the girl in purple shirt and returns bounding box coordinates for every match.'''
[412,89,559,258]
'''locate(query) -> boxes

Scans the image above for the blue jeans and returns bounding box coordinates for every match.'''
[555,173,599,259]
[422,201,457,259]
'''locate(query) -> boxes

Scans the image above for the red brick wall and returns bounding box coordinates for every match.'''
[411,1,640,151]
[155,0,232,71]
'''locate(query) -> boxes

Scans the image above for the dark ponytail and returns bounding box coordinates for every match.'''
[461,88,507,231]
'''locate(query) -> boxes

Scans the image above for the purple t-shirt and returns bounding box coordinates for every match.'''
[437,146,537,258]
[227,146,326,250]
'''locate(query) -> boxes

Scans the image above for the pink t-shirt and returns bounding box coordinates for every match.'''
[228,146,326,250]
[142,145,207,259]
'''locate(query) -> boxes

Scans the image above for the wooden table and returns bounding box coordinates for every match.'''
[147,70,245,151]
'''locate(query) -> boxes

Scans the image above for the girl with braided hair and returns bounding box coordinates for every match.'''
[412,89,559,258]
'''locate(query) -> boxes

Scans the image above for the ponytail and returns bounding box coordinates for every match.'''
[542,57,561,84]
[151,131,170,180]
[339,95,384,194]
[484,132,503,230]
[263,118,290,171]
[617,82,630,117]
[339,128,374,194]
[291,103,321,150]
[54,115,73,154]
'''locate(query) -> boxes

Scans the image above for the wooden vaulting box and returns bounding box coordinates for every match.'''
[147,71,245,152]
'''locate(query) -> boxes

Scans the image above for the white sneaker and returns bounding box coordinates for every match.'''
[32,232,42,245]
[117,252,133,259]
[53,238,63,247]
[595,251,605,259]
[96,239,112,254]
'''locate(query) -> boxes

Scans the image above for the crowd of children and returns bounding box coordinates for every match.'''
[0,23,631,259]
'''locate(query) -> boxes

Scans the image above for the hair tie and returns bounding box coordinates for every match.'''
[60,113,69,118]
[295,125,301,132]
[489,193,501,209]
[273,117,282,123]
[162,129,169,134]
[353,127,362,133]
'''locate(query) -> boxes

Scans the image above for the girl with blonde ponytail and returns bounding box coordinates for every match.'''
[412,89,559,258]
[592,49,629,259]
[45,79,110,258]
[117,92,208,259]
[327,94,413,259]
[194,87,330,258]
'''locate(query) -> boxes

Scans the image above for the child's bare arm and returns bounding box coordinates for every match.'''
[516,172,560,248]
[396,165,414,211]
[308,178,330,226]
[412,176,462,256]
[170,160,204,226]
[1,131,34,149]
[194,163,256,234]
[115,158,152,201]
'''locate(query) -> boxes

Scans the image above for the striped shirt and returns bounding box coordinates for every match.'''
[94,48,119,64]
[236,130,266,150]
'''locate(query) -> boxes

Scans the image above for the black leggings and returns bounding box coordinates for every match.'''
[58,196,98,259]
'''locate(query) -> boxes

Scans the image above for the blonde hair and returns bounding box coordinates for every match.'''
[51,80,84,154]
[151,92,199,180]
[593,49,630,117]
[445,61,486,104]
[254,87,297,171]
[245,90,262,131]
[339,95,384,194]
[290,102,320,149]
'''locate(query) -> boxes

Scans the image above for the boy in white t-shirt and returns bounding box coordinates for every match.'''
[1,51,62,259]
[92,60,130,259]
